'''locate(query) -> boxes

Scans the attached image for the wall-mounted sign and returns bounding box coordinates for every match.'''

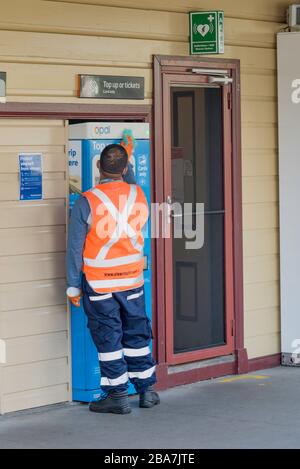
[79,75,144,100]
[0,72,6,103]
[19,153,43,201]
[189,11,224,55]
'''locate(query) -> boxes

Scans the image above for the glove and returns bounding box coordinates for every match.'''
[66,287,82,307]
[121,129,136,163]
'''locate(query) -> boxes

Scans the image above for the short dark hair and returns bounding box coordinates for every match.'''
[100,144,128,175]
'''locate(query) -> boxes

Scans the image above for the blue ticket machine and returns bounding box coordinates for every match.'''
[68,122,152,402]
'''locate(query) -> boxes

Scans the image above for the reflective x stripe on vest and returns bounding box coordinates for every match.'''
[84,185,143,268]
[83,183,146,293]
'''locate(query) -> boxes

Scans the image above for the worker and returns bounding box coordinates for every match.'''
[66,133,159,415]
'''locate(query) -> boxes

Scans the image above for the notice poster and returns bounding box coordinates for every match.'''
[19,153,43,201]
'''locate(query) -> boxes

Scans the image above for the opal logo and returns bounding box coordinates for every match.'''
[94,126,111,136]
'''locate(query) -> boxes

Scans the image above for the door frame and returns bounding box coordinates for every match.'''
[154,55,247,374]
[163,73,234,365]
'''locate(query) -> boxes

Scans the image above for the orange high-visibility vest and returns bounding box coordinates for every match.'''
[83,181,149,293]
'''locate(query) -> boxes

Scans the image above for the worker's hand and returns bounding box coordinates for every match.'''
[121,129,136,163]
[69,295,82,307]
[66,287,82,307]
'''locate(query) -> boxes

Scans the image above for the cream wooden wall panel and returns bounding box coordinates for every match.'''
[0,174,66,201]
[0,305,67,339]
[0,119,65,127]
[237,48,276,72]
[241,74,277,99]
[0,30,276,69]
[244,282,279,312]
[243,203,278,230]
[241,101,277,125]
[242,176,278,204]
[4,332,68,366]
[0,200,65,229]
[3,357,68,394]
[1,1,187,42]
[0,116,68,412]
[0,2,281,47]
[0,253,65,284]
[245,308,280,337]
[243,229,279,257]
[0,30,187,66]
[52,0,290,22]
[1,384,68,414]
[242,152,277,177]
[0,226,65,256]
[244,255,279,284]
[0,151,66,173]
[0,126,65,146]
[0,279,66,312]
[1,63,152,100]
[245,333,281,359]
[209,46,275,74]
[224,19,279,49]
[242,125,277,151]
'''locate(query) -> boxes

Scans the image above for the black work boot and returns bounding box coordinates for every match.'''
[89,390,131,414]
[139,386,160,408]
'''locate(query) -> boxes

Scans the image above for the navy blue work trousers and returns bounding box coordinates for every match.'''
[82,276,156,394]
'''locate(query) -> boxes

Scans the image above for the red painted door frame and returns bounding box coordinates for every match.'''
[163,72,234,365]
[153,55,248,387]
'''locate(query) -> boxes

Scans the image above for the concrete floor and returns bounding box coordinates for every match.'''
[0,366,300,449]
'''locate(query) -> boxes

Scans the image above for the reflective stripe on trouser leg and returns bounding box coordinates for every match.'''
[82,276,128,392]
[115,286,157,393]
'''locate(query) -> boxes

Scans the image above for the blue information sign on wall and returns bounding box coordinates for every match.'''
[19,153,43,200]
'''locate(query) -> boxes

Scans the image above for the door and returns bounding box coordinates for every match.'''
[163,73,234,365]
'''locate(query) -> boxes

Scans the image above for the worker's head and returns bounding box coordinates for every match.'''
[98,144,128,179]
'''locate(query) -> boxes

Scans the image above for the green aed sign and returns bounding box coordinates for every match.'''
[189,11,224,55]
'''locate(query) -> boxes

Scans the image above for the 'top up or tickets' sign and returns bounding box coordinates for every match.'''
[79,75,144,100]
[190,11,224,55]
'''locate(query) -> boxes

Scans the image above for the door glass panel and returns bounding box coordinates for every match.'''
[171,86,226,354]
